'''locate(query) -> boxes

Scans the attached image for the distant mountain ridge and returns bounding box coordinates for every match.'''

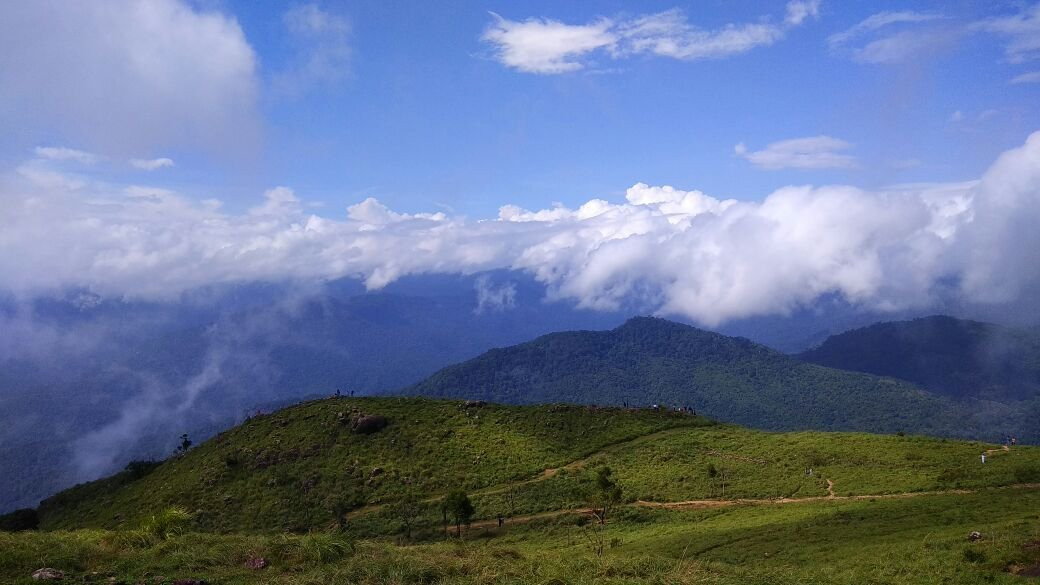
[398,316,988,438]
[799,315,1040,403]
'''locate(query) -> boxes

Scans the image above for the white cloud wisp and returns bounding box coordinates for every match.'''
[735,136,857,170]
[482,1,820,74]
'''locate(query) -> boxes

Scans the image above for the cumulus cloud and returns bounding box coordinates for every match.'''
[734,136,857,170]
[0,1,259,155]
[482,1,819,74]
[130,157,175,171]
[3,132,1040,326]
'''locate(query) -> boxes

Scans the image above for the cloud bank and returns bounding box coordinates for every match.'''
[3,132,1040,326]
[482,1,820,74]
[0,1,259,155]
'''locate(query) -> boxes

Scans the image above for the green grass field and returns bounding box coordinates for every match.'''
[6,397,1040,584]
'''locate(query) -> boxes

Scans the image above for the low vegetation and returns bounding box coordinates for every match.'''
[6,396,1040,584]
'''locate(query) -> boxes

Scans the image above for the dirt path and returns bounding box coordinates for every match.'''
[461,483,1040,530]
[348,425,696,520]
[348,430,1021,523]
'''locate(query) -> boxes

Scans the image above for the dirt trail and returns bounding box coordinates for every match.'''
[347,430,1024,523]
[348,425,695,520]
[461,483,1040,530]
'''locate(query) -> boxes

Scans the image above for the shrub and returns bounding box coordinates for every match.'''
[0,508,38,531]
[962,548,987,564]
[141,506,193,540]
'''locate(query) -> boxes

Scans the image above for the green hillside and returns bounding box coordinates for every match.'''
[29,397,1040,536]
[799,315,1040,402]
[401,317,991,439]
[5,396,1040,584]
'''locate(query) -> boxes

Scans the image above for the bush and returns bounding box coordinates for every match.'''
[141,506,193,540]
[962,548,987,564]
[0,508,38,531]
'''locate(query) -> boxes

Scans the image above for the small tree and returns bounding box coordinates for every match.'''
[175,433,192,456]
[390,490,424,540]
[442,490,474,537]
[587,466,623,525]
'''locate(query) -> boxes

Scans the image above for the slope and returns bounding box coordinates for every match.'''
[27,397,1040,539]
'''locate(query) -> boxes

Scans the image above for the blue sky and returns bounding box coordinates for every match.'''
[2,1,1040,325]
[223,0,1040,215]
[4,1,1038,217]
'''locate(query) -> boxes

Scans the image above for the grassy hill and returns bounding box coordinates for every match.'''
[5,396,1040,584]
[28,397,1040,535]
[399,317,994,439]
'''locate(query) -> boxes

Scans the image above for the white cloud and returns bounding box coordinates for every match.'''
[130,157,175,171]
[976,3,1040,63]
[33,146,101,165]
[828,11,944,47]
[735,136,857,170]
[828,10,962,64]
[950,110,965,123]
[482,1,818,74]
[0,1,259,155]
[481,14,615,74]
[833,5,1040,66]
[785,1,822,26]
[4,132,1040,326]
[272,4,352,95]
[1011,70,1040,84]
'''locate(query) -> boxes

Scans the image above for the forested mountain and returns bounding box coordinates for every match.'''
[401,317,999,439]
[799,315,1040,402]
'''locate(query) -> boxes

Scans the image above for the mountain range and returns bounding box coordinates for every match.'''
[3,273,1039,513]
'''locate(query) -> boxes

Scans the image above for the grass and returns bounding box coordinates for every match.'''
[4,488,1040,584]
[11,397,1040,583]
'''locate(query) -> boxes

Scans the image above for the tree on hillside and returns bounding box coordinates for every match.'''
[585,466,623,524]
[175,434,192,456]
[442,490,474,537]
[390,490,424,540]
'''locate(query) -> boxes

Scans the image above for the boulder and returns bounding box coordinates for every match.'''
[352,415,388,434]
[370,467,385,477]
[463,400,487,408]
[31,568,64,580]
[968,531,983,542]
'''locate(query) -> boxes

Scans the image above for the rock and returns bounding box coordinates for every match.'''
[243,555,269,570]
[172,580,208,585]
[463,400,487,408]
[968,531,983,542]
[370,467,385,477]
[31,568,64,580]
[352,415,388,434]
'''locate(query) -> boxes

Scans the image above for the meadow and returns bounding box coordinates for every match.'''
[6,397,1040,584]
